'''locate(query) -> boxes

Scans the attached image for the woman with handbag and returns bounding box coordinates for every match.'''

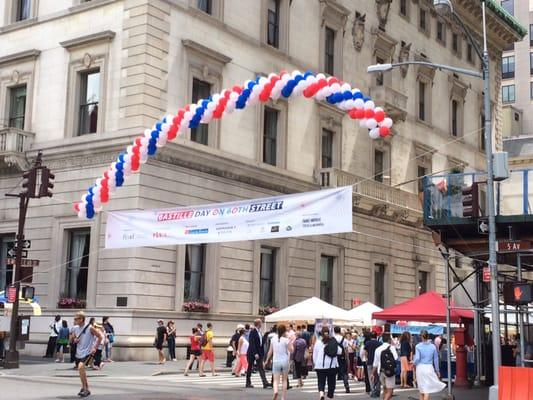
[292,331,307,388]
[102,316,115,362]
[167,321,177,362]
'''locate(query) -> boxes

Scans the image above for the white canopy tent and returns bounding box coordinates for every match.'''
[348,302,383,326]
[265,297,358,324]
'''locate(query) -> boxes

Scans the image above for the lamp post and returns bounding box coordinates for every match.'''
[368,0,501,391]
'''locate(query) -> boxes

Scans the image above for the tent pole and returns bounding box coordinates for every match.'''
[444,251,453,398]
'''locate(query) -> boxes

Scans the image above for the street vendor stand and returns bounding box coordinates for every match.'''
[347,302,382,327]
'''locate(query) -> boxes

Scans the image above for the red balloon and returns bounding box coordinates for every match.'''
[379,126,390,137]
[101,178,109,188]
[167,124,178,140]
[374,110,385,122]
[135,137,143,146]
[232,85,243,94]
[132,146,140,155]
[364,109,375,119]
[74,202,80,212]
[317,79,328,89]
[303,83,318,98]
[103,171,109,179]
[348,109,358,119]
[131,155,140,171]
[100,188,109,203]
[354,109,365,119]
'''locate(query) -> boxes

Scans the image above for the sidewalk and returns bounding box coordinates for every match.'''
[0,355,232,378]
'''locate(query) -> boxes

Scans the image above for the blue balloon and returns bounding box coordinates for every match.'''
[303,71,313,78]
[363,96,370,102]
[247,81,256,90]
[343,91,352,100]
[86,194,94,204]
[151,130,159,139]
[147,144,157,156]
[86,204,95,219]
[155,122,162,131]
[201,99,210,108]
[115,162,124,171]
[353,92,363,99]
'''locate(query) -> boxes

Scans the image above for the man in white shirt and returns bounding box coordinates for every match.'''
[44,315,62,358]
[372,333,398,400]
[334,326,350,393]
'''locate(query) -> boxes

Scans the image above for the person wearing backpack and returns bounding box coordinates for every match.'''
[199,322,217,376]
[372,333,398,400]
[71,311,104,398]
[44,315,62,358]
[313,325,341,400]
[333,326,350,393]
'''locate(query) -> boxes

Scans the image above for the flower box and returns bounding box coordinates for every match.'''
[57,297,86,309]
[182,300,210,313]
[259,305,279,316]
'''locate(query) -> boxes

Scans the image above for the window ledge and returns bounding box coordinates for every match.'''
[416,118,433,129]
[60,30,116,50]
[182,39,232,65]
[0,49,40,66]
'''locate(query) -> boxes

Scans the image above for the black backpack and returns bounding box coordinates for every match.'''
[380,345,396,378]
[324,338,339,358]
[337,338,346,362]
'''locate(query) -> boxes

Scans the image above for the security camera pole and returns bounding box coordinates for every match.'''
[4,151,54,369]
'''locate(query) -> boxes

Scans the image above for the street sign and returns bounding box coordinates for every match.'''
[19,240,31,249]
[496,240,532,253]
[7,248,28,258]
[478,218,489,234]
[5,258,39,267]
[483,267,491,283]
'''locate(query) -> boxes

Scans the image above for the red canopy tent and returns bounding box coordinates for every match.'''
[372,291,474,323]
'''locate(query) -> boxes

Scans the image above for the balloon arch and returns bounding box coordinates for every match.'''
[75,70,394,219]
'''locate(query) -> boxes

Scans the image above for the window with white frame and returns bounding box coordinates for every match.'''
[263,106,279,166]
[415,61,435,124]
[418,270,429,294]
[64,229,91,300]
[8,85,26,129]
[324,26,336,76]
[15,0,31,22]
[321,128,334,168]
[267,0,280,48]
[502,84,515,103]
[197,0,212,14]
[418,80,427,121]
[320,255,335,303]
[419,7,430,36]
[399,0,409,19]
[184,244,205,301]
[260,101,287,167]
[191,78,211,145]
[260,246,276,306]
[78,69,100,136]
[374,263,386,308]
[320,1,348,78]
[436,19,446,45]
[374,149,384,183]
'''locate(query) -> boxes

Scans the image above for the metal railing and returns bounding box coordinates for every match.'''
[318,168,421,211]
[0,127,34,154]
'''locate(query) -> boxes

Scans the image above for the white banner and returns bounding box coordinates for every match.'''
[105,186,353,249]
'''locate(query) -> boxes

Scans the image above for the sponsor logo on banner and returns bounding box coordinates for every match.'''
[105,187,353,249]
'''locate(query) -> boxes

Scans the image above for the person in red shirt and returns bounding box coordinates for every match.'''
[184,327,202,376]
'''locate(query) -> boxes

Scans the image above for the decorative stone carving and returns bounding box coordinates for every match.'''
[371,204,388,218]
[351,13,366,52]
[353,196,361,208]
[376,0,392,30]
[392,209,409,222]
[83,53,92,68]
[398,42,411,78]
[11,70,20,84]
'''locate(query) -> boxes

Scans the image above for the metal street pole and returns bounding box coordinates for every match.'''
[480,1,501,384]
[517,253,525,366]
[444,252,453,398]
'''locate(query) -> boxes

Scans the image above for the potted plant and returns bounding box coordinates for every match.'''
[259,304,279,316]
[182,298,210,313]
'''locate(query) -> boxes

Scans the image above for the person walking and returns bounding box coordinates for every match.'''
[44,315,62,358]
[155,319,167,364]
[345,332,356,379]
[234,327,249,377]
[230,324,244,373]
[71,311,104,398]
[264,324,294,400]
[102,316,115,362]
[292,330,307,388]
[333,326,350,393]
[199,322,217,376]
[364,331,381,397]
[55,320,70,363]
[92,324,106,370]
[313,325,341,400]
[246,318,271,389]
[167,321,177,362]
[372,333,398,400]
[184,327,202,376]
[400,331,413,388]
[413,330,446,400]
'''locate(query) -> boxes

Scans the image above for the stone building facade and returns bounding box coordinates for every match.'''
[0,0,522,359]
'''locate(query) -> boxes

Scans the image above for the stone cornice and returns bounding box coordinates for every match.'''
[182,39,231,65]
[60,30,116,50]
[0,49,41,66]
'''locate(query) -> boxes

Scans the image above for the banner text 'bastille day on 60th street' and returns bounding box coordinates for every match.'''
[105,186,353,249]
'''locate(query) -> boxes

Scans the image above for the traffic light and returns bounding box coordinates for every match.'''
[21,286,35,300]
[21,169,37,198]
[462,184,479,217]
[39,167,55,197]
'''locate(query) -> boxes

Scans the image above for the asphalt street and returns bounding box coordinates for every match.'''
[0,357,489,399]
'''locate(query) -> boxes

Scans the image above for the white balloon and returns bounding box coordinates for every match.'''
[93,197,101,208]
[161,123,170,133]
[354,98,365,108]
[281,73,291,84]
[316,73,326,80]
[291,70,301,78]
[330,83,341,93]
[157,138,167,147]
[374,107,384,113]
[322,87,333,97]
[81,194,88,203]
[345,99,355,109]
[95,178,103,187]
[383,117,393,128]
[258,76,268,86]
[341,83,351,92]
[111,162,118,172]
[207,101,216,111]
[140,153,149,164]
[78,209,87,219]
[366,119,378,129]
[144,128,152,138]
[140,137,149,147]
[229,91,239,101]
[364,100,375,110]
[369,128,381,139]
[315,92,326,101]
